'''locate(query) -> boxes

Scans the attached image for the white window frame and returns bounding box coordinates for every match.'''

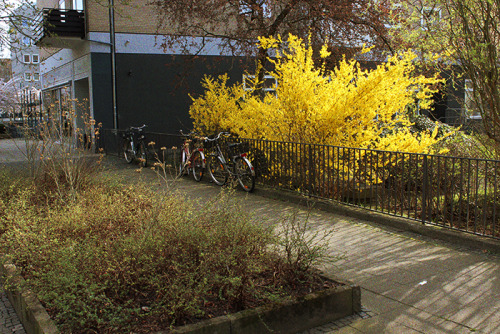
[243,74,277,96]
[31,54,39,64]
[421,7,441,30]
[23,54,31,64]
[24,73,32,81]
[239,1,271,18]
[33,72,40,81]
[464,79,482,119]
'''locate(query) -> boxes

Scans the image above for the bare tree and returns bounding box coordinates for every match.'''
[0,77,21,118]
[388,0,500,144]
[153,0,392,84]
[1,0,40,59]
[445,0,500,142]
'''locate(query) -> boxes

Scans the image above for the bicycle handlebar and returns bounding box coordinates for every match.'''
[179,130,202,138]
[205,132,231,142]
[130,124,146,130]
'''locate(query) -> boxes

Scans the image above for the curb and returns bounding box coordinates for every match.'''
[0,258,59,334]
[254,186,500,254]
[166,278,360,334]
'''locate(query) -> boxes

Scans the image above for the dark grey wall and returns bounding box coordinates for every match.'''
[419,68,465,126]
[113,54,252,134]
[91,53,114,130]
[444,67,465,126]
[92,54,469,133]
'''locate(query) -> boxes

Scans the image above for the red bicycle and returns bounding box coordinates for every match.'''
[178,130,206,181]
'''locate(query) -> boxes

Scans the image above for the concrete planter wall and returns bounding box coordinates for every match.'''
[1,256,360,334]
[167,280,361,334]
[0,259,59,334]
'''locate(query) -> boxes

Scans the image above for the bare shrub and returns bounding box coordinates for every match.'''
[13,100,102,201]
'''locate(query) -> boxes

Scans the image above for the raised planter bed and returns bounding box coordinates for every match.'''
[167,280,360,334]
[1,257,360,334]
[0,258,59,334]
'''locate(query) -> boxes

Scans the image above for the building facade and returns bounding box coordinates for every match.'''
[35,0,250,135]
[8,4,42,119]
[35,0,479,138]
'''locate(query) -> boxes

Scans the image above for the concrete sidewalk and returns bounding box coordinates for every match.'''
[1,139,500,333]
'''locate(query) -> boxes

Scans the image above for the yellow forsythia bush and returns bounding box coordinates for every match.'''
[190,34,444,154]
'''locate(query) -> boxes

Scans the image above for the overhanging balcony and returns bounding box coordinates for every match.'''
[35,9,85,48]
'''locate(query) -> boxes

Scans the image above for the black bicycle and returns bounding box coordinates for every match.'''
[122,124,148,167]
[205,132,255,192]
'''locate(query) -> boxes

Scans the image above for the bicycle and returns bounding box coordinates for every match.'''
[178,130,205,182]
[205,132,255,192]
[122,124,148,167]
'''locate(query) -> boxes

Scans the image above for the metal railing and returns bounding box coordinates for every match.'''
[34,8,85,43]
[100,129,500,240]
[99,129,182,166]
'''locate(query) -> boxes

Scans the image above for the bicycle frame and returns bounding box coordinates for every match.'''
[178,131,206,181]
[208,142,231,173]
[205,133,255,191]
[123,125,147,166]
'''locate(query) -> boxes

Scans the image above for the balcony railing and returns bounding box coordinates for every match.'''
[35,8,85,45]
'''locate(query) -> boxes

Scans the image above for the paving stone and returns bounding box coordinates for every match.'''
[0,288,26,334]
[346,316,426,333]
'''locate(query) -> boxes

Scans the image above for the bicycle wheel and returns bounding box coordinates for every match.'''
[192,150,204,182]
[207,154,227,186]
[138,142,148,167]
[178,150,187,177]
[235,157,255,192]
[123,139,134,163]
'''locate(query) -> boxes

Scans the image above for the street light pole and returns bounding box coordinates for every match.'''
[109,0,118,130]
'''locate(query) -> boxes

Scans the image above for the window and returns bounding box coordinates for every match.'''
[24,73,32,81]
[22,36,31,46]
[243,74,277,97]
[23,54,31,64]
[73,0,84,10]
[465,79,482,119]
[33,73,40,81]
[239,1,271,18]
[421,7,441,29]
[32,54,39,64]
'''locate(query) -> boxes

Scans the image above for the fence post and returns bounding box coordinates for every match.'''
[422,154,428,224]
[308,144,315,194]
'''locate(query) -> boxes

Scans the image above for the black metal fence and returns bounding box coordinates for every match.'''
[99,129,183,167]
[100,129,500,240]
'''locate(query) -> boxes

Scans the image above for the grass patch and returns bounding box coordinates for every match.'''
[0,166,336,333]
